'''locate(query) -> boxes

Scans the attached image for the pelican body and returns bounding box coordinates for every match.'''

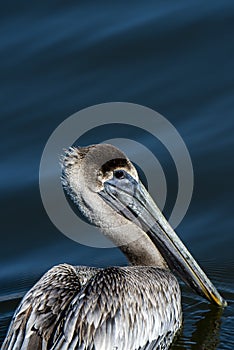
[2,144,226,350]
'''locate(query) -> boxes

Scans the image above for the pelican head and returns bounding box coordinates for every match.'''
[61,143,226,307]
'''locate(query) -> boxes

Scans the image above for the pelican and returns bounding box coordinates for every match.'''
[2,143,226,350]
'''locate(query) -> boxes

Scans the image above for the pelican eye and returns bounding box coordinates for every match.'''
[114,170,126,180]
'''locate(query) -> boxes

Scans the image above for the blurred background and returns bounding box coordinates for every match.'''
[1,1,234,349]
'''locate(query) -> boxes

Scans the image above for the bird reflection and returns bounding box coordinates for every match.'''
[173,301,223,350]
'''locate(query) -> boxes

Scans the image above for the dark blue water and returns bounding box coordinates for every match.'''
[1,1,234,349]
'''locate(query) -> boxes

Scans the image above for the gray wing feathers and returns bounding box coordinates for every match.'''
[2,264,85,350]
[2,265,181,350]
[52,267,181,350]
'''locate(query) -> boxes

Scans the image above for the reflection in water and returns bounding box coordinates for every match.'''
[173,304,223,350]
[191,306,223,350]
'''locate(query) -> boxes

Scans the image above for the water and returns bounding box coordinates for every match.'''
[1,1,234,348]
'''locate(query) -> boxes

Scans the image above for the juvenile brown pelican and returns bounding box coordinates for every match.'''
[2,144,226,350]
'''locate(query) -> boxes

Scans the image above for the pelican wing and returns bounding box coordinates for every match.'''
[2,264,97,350]
[52,266,181,350]
[2,265,181,350]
